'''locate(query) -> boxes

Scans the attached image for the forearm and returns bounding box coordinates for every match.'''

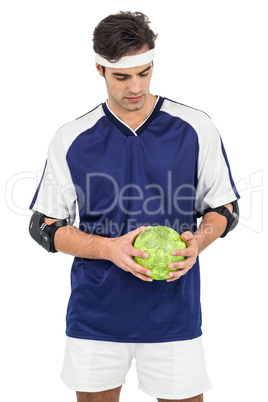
[194,203,233,254]
[45,218,112,260]
[45,218,152,281]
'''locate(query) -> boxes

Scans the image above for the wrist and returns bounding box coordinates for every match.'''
[193,234,202,255]
[94,236,114,261]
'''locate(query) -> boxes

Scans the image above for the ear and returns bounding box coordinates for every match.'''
[96,63,104,77]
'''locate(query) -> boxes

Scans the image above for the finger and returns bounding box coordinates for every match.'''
[128,260,153,282]
[166,267,190,282]
[132,270,154,282]
[180,231,194,243]
[130,245,149,259]
[129,225,152,243]
[174,253,196,270]
[132,261,153,277]
[166,274,183,282]
[168,256,196,270]
[171,248,194,258]
[124,255,153,278]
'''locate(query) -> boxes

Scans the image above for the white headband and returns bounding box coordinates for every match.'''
[95,48,155,69]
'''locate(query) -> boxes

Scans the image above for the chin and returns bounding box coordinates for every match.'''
[125,105,144,112]
[123,99,146,112]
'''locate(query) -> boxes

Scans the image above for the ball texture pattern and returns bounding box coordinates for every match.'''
[134,226,186,280]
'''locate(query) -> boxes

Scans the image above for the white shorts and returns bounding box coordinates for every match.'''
[61,335,212,400]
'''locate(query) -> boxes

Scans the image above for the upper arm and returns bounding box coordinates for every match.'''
[224,203,233,213]
[44,217,58,225]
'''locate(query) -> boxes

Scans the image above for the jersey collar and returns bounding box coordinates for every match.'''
[102,96,164,137]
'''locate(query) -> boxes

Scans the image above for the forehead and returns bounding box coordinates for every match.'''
[107,62,153,76]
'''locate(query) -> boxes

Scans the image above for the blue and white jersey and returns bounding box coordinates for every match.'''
[30,96,239,342]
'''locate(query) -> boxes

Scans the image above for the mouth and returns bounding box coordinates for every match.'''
[125,95,144,103]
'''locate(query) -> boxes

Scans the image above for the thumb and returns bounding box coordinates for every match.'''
[129,225,151,243]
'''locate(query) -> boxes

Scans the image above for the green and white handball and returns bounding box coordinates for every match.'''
[134,226,186,280]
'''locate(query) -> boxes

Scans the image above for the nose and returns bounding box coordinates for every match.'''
[128,76,141,94]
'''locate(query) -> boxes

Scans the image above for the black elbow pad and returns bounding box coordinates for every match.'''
[29,211,67,252]
[204,200,239,238]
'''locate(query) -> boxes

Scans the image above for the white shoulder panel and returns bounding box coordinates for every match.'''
[31,105,105,223]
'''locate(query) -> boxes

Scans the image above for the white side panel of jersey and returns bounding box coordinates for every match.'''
[161,100,238,213]
[31,105,105,223]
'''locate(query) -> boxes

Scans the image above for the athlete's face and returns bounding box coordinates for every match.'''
[103,63,153,113]
[96,47,154,115]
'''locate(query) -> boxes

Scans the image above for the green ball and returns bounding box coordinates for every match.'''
[134,226,186,280]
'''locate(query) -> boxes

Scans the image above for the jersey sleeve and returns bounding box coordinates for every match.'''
[195,116,240,215]
[29,130,77,224]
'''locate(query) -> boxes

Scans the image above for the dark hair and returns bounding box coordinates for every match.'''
[93,11,157,62]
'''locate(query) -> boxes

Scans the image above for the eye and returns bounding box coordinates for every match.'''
[139,73,149,78]
[115,76,128,81]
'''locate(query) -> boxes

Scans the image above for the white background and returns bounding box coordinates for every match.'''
[1,0,267,401]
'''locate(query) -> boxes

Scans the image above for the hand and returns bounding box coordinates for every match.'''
[166,231,199,282]
[109,226,153,282]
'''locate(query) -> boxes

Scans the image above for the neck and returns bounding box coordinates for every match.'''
[107,93,157,131]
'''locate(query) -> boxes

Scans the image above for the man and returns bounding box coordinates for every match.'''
[29,11,240,402]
